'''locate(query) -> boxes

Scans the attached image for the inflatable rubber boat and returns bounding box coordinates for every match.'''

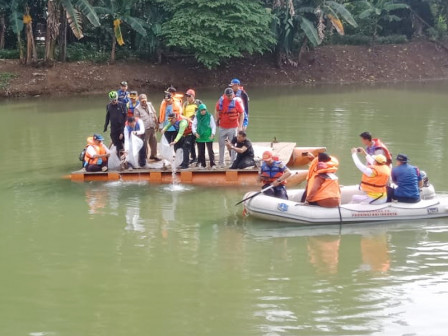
[242,185,448,225]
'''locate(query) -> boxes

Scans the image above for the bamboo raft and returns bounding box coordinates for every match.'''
[70,143,326,186]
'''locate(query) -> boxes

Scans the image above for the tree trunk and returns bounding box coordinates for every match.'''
[45,0,60,63]
[0,14,5,50]
[58,9,67,62]
[25,8,38,65]
[110,38,116,63]
[297,36,308,65]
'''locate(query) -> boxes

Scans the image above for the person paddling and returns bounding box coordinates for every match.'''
[259,150,291,200]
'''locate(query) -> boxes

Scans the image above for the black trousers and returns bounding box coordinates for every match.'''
[197,141,215,167]
[164,131,177,143]
[110,129,124,155]
[190,137,197,160]
[174,134,195,168]
[387,187,420,203]
[230,156,255,169]
[86,162,107,172]
[138,135,147,167]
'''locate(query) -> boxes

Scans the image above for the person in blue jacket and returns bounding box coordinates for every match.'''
[388,154,423,203]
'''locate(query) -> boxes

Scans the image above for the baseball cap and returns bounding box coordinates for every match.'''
[185,89,195,97]
[224,88,233,95]
[373,154,387,164]
[129,91,138,96]
[262,151,273,161]
[93,134,104,141]
[167,113,176,119]
[120,81,128,86]
[396,154,409,163]
[229,78,240,86]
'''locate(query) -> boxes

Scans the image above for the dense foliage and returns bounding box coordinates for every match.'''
[0,0,446,67]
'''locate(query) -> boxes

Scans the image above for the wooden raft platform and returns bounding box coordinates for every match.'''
[69,143,326,186]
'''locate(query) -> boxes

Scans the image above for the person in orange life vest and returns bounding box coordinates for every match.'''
[117,81,129,105]
[165,85,184,106]
[84,134,110,172]
[259,150,292,200]
[214,88,245,167]
[124,116,146,168]
[305,153,341,208]
[183,89,203,165]
[360,131,392,165]
[351,148,391,204]
[159,92,183,143]
[126,91,140,117]
[161,113,194,170]
[229,78,249,130]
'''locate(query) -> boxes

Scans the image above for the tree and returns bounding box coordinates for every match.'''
[44,0,100,62]
[24,6,37,64]
[161,0,276,69]
[359,0,409,43]
[269,0,357,67]
[95,0,148,63]
[9,0,24,62]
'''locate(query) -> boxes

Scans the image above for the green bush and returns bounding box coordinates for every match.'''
[376,35,408,44]
[65,42,109,62]
[0,49,20,59]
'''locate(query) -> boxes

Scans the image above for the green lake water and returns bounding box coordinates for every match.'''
[1,82,448,335]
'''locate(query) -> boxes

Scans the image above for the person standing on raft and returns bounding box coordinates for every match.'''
[104,91,127,156]
[351,148,391,204]
[192,104,216,170]
[259,150,291,200]
[304,153,341,208]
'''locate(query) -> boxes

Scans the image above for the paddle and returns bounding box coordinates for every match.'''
[235,171,299,206]
[235,184,275,206]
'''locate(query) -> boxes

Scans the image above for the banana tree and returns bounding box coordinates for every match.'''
[95,0,148,63]
[358,0,409,43]
[44,0,100,62]
[23,6,37,64]
[271,0,357,66]
[9,0,24,62]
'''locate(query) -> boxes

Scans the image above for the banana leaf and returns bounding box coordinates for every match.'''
[300,16,321,46]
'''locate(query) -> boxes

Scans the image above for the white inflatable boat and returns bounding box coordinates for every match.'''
[242,185,448,225]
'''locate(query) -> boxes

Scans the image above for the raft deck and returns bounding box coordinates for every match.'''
[70,142,325,186]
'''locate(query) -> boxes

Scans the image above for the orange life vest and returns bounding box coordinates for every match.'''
[85,141,108,165]
[306,157,340,202]
[360,164,391,193]
[159,99,182,124]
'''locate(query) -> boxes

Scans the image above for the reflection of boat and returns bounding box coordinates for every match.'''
[70,143,325,186]
[243,185,448,225]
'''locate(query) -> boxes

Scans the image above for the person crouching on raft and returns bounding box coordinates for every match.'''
[351,148,391,204]
[304,153,341,208]
[84,134,110,172]
[259,150,291,200]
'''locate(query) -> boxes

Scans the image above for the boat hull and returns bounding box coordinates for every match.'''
[243,185,448,225]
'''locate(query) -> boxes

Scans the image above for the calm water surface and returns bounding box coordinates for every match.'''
[1,82,448,335]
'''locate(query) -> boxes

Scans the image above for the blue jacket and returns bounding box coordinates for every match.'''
[392,163,422,199]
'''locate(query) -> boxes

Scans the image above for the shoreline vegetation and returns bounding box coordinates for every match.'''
[1,0,448,97]
[1,40,448,98]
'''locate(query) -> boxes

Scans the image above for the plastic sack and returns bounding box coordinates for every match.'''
[108,145,121,171]
[126,133,143,168]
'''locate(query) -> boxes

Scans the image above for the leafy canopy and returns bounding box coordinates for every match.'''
[162,0,276,68]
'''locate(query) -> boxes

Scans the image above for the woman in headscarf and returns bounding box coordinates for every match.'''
[192,104,216,169]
